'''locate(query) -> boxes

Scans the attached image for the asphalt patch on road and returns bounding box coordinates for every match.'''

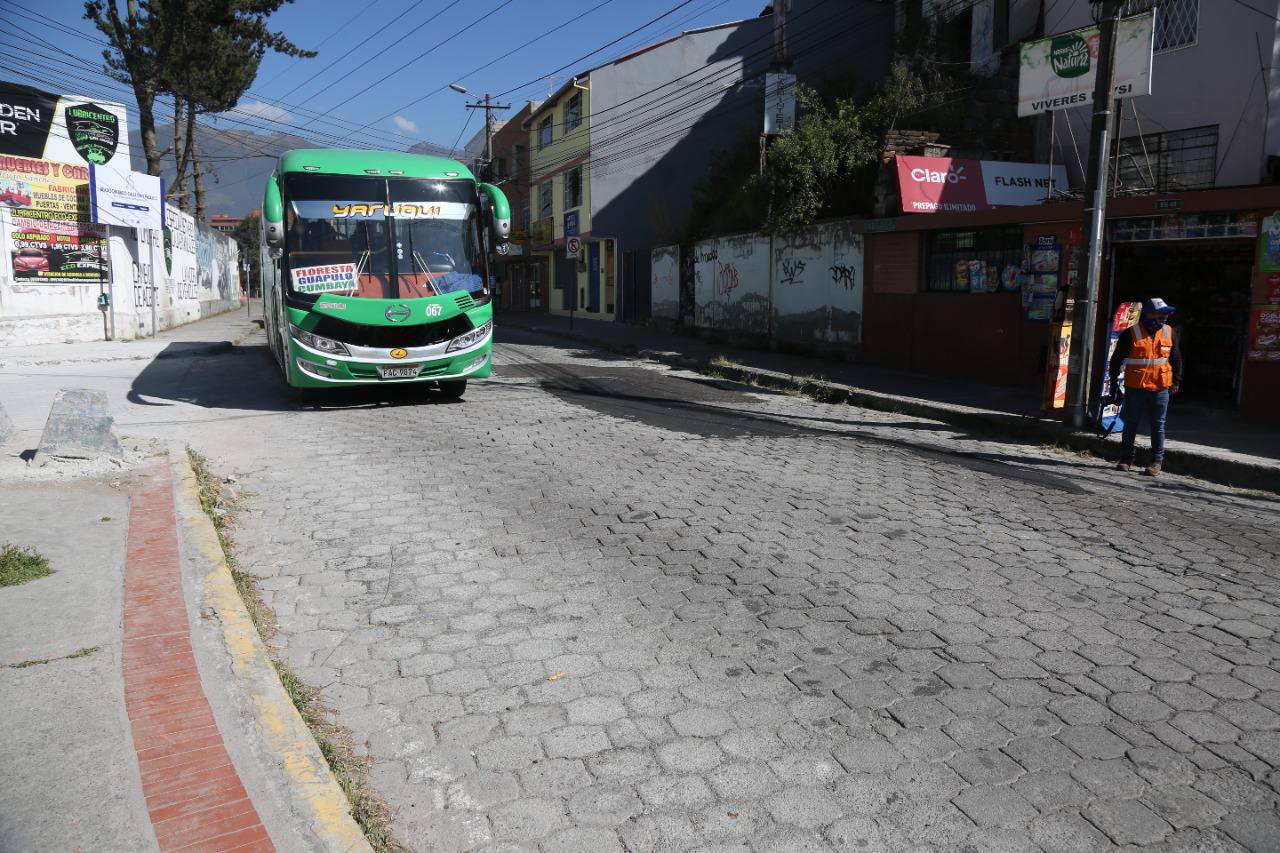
[512,356,1088,495]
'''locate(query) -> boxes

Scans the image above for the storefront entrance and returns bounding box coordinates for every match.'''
[1110,238,1254,405]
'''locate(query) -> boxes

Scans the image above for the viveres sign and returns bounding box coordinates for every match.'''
[1018,12,1154,117]
[0,82,130,167]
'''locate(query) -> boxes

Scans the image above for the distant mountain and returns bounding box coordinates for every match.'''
[128,123,319,218]
[124,123,465,219]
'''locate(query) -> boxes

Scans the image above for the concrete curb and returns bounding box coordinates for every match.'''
[503,318,1280,494]
[170,452,374,853]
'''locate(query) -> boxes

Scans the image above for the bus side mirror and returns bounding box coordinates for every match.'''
[477,182,511,246]
[263,174,285,249]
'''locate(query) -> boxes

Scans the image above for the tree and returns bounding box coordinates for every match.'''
[230,212,260,292]
[85,1,312,218]
[753,64,956,232]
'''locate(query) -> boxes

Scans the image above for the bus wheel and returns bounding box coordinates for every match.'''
[438,380,467,400]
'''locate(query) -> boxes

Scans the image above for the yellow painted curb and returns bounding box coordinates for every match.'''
[171,452,373,853]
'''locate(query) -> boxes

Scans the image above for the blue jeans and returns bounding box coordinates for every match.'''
[1120,388,1170,461]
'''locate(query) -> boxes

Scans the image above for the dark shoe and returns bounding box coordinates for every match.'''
[1115,460,1133,472]
[1144,460,1163,476]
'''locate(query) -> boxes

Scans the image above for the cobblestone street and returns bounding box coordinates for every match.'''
[218,328,1280,853]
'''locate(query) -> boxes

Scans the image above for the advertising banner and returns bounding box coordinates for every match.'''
[1248,305,1280,362]
[897,156,1069,214]
[7,213,106,283]
[90,164,164,230]
[0,82,130,167]
[1018,12,1154,117]
[0,154,90,221]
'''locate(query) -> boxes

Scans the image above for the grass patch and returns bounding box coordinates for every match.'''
[186,448,404,852]
[0,544,54,587]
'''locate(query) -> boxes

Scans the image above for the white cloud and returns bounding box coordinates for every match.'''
[392,115,420,135]
[236,100,293,124]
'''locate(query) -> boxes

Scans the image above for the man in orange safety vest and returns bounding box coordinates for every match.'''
[1108,298,1183,476]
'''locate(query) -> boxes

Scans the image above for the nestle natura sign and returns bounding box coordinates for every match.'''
[1018,12,1154,117]
[896,156,1070,214]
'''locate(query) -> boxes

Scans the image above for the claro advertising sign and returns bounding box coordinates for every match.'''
[896,156,1070,214]
[0,81,131,167]
[1018,12,1154,117]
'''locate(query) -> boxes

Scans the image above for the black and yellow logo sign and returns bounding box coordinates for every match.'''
[390,348,408,359]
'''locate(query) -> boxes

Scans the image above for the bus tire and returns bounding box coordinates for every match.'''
[438,380,467,400]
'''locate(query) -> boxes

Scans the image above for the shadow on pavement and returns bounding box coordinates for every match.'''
[126,341,469,412]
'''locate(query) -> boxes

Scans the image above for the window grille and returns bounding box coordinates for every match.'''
[926,226,1025,292]
[1117,125,1217,192]
[1128,0,1198,50]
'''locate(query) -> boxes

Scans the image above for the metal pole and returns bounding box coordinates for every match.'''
[1047,111,1056,203]
[1063,0,1122,430]
[484,94,493,182]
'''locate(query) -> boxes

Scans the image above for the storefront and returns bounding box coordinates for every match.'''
[860,186,1280,423]
[1109,214,1258,406]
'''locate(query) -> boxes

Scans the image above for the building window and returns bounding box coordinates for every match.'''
[518,196,530,233]
[495,157,506,179]
[538,116,552,150]
[538,180,553,219]
[565,93,582,133]
[1154,0,1198,51]
[1117,125,1217,192]
[926,226,1024,292]
[563,166,583,210]
[513,144,525,178]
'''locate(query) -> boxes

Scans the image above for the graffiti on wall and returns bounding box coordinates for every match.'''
[655,220,864,346]
[691,233,769,333]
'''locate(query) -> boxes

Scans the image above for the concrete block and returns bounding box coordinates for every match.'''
[35,389,122,464]
[0,401,13,443]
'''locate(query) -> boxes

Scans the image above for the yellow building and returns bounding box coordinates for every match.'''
[524,74,616,320]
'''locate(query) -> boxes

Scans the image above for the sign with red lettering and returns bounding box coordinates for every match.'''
[897,156,1070,214]
[1247,305,1280,362]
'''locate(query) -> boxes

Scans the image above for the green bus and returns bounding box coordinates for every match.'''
[260,149,510,397]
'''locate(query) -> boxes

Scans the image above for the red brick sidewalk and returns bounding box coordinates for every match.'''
[123,466,273,852]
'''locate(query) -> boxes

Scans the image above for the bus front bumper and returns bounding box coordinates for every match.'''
[287,341,493,386]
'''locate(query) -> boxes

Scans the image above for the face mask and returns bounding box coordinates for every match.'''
[1141,315,1166,332]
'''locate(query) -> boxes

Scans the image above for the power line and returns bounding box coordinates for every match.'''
[255,0,387,90]
[353,0,631,135]
[495,0,703,99]
[0,5,428,150]
[322,0,519,114]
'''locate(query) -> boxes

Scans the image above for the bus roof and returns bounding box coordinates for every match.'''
[278,149,475,181]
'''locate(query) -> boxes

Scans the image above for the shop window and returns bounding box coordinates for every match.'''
[1117,125,1217,192]
[565,93,582,133]
[538,180,553,219]
[538,116,552,150]
[563,166,583,210]
[926,226,1024,292]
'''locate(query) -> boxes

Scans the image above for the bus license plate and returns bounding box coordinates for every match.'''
[378,364,421,379]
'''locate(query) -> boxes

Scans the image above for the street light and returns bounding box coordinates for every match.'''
[448,83,468,94]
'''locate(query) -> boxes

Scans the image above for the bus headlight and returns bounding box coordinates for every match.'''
[445,320,492,352]
[290,324,350,356]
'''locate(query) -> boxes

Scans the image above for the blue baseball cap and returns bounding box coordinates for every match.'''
[1143,298,1175,314]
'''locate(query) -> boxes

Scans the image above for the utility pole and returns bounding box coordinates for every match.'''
[464,94,512,182]
[1063,0,1123,430]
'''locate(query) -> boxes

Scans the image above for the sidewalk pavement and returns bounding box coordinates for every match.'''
[0,306,260,368]
[0,446,366,850]
[497,310,1280,492]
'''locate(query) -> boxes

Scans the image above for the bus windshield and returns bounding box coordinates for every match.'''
[283,174,485,301]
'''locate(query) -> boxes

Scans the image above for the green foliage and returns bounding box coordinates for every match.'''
[231,213,261,290]
[0,544,53,588]
[692,64,961,237]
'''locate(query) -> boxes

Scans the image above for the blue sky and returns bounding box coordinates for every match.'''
[2,0,769,154]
